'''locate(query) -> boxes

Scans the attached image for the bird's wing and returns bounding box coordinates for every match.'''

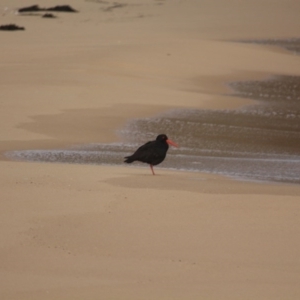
[132,141,160,163]
[136,141,152,151]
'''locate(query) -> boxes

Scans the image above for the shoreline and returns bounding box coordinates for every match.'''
[3,70,299,185]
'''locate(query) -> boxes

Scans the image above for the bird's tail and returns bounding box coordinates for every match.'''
[124,156,134,163]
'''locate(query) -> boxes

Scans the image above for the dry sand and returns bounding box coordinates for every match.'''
[1,0,300,299]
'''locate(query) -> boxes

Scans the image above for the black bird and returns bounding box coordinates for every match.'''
[124,134,178,175]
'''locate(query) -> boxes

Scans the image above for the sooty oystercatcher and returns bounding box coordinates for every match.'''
[124,134,178,175]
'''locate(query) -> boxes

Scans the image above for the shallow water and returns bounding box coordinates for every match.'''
[239,37,300,55]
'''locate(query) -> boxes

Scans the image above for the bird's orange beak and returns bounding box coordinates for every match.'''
[166,139,178,147]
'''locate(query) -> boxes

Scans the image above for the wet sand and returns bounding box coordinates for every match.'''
[1,0,300,299]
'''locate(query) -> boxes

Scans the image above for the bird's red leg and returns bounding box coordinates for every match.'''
[150,165,155,175]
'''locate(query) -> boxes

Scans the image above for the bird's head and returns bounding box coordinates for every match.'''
[156,134,178,147]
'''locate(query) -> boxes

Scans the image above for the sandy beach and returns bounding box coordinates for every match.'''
[1,0,300,299]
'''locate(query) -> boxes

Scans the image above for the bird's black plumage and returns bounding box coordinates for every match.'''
[124,134,177,175]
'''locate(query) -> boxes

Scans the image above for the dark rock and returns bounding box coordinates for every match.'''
[0,24,25,31]
[18,4,78,13]
[46,5,78,12]
[42,13,56,18]
[18,5,42,13]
